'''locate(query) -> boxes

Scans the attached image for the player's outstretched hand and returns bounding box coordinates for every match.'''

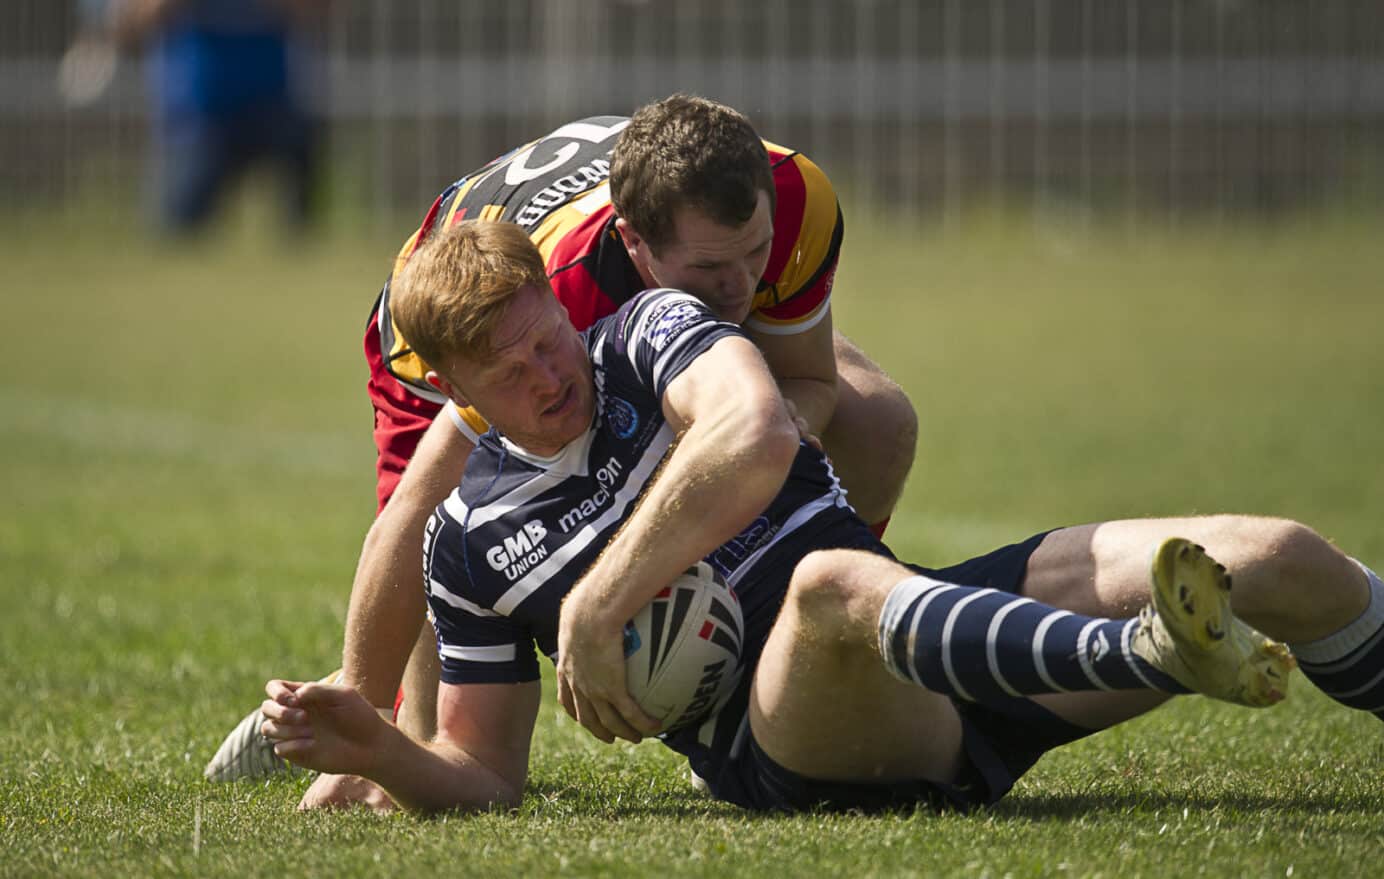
[298,772,397,814]
[555,610,661,745]
[260,680,391,779]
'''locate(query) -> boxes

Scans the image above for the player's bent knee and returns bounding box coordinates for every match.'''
[1245,517,1362,619]
[785,549,898,641]
[862,383,918,465]
[784,550,853,625]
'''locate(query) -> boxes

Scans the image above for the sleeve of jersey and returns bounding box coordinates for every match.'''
[620,291,748,399]
[743,151,843,337]
[422,511,541,685]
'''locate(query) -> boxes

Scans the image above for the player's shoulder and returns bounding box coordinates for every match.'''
[607,288,714,348]
[425,448,548,603]
[595,289,745,398]
[758,140,843,305]
[764,140,838,233]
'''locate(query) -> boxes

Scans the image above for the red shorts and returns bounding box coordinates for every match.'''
[363,303,443,514]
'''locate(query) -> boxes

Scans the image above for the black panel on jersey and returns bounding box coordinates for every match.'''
[548,217,648,310]
[449,117,629,231]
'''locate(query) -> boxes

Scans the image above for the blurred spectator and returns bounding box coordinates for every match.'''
[76,0,328,234]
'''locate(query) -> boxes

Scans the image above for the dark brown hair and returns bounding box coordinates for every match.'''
[610,94,776,252]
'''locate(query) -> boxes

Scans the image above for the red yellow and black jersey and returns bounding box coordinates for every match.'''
[372,115,843,442]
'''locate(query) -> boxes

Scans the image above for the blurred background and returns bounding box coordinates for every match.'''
[4,0,1382,232]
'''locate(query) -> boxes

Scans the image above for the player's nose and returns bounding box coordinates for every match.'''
[534,358,564,394]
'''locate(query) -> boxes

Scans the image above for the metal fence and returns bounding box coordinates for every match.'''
[3,1,1382,227]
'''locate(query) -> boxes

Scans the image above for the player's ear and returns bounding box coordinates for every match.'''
[426,370,470,409]
[614,217,644,260]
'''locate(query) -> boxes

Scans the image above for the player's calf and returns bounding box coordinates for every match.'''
[1218,517,1369,644]
[1179,517,1384,721]
[1290,558,1384,723]
[875,538,1293,708]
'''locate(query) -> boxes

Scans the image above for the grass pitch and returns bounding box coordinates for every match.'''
[2,208,1382,877]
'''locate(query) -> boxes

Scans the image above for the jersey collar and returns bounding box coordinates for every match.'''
[498,417,598,477]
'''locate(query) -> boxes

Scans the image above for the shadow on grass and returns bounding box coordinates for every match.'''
[993,787,1384,822]
[518,780,747,821]
[511,777,1384,823]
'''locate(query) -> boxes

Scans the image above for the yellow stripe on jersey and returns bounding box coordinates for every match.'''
[531,184,613,264]
[450,403,492,443]
[478,204,506,222]
[385,177,502,396]
[762,147,838,305]
[442,175,482,227]
[391,228,421,284]
[745,148,840,335]
[382,227,440,393]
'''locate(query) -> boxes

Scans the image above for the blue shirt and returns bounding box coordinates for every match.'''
[150,0,300,118]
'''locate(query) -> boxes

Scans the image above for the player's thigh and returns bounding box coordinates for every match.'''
[748,549,966,785]
[1026,515,1364,644]
[1021,515,1291,617]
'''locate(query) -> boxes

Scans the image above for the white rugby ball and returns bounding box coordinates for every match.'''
[623,561,744,733]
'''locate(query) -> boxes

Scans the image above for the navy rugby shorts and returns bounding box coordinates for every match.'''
[707,522,1099,814]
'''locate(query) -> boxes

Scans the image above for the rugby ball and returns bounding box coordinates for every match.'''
[623,562,744,733]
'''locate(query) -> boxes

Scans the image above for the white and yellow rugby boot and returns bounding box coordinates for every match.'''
[1132,537,1296,707]
[203,669,346,781]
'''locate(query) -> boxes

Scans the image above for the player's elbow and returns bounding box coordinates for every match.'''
[738,397,801,482]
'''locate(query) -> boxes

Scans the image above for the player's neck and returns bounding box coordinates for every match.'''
[498,418,597,472]
[628,250,659,291]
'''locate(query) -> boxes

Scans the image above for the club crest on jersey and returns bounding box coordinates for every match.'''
[606,397,639,439]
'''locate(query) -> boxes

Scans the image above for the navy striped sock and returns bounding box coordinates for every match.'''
[1292,560,1384,723]
[877,575,1189,702]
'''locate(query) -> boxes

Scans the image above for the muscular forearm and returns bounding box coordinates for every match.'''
[574,400,799,629]
[367,727,523,814]
[340,507,432,710]
[343,416,474,711]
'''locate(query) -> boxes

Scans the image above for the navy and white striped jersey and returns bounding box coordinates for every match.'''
[422,288,859,772]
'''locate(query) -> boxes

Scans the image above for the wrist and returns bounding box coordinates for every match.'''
[335,667,402,713]
[360,718,409,782]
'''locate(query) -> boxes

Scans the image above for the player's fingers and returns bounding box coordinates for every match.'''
[610,693,662,737]
[265,679,303,705]
[272,738,319,763]
[259,698,307,725]
[590,697,644,744]
[570,690,615,744]
[556,674,577,721]
[290,681,342,708]
[260,716,313,743]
